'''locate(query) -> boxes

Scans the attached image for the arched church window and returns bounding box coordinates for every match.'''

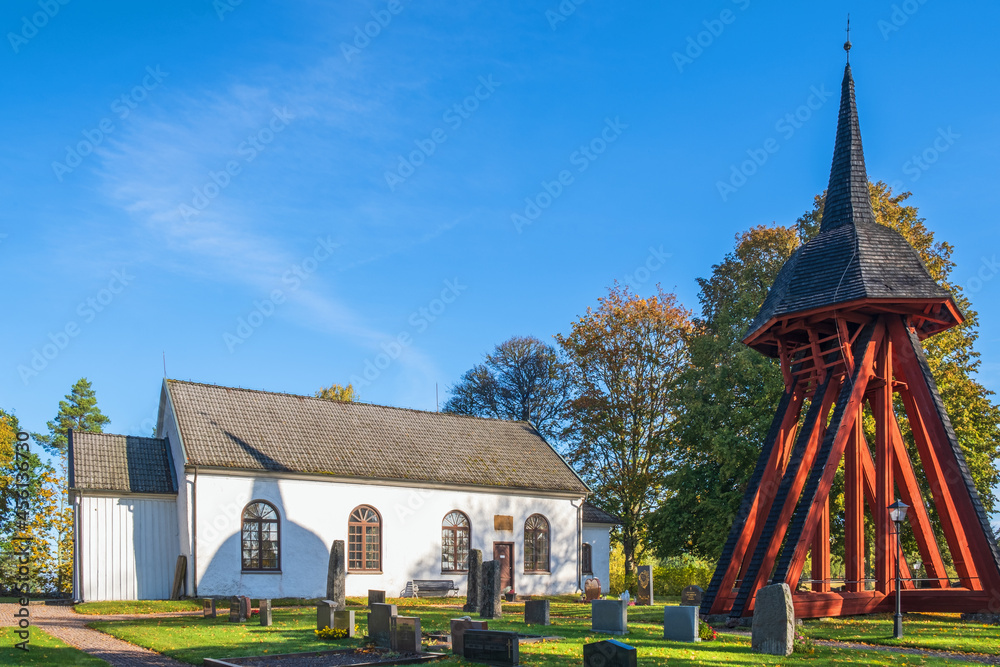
[348,505,382,571]
[242,501,280,571]
[524,513,550,572]
[442,511,471,572]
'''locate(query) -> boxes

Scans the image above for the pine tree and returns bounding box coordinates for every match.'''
[32,378,110,455]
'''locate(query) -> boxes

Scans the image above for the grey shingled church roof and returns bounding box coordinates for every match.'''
[70,432,177,494]
[583,501,622,525]
[165,379,590,494]
[744,64,955,347]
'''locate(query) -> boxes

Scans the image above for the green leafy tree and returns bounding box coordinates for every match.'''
[32,378,110,455]
[649,225,796,559]
[443,336,570,442]
[315,383,359,402]
[557,284,692,576]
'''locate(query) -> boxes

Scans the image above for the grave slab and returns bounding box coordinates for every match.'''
[333,610,355,637]
[317,600,338,631]
[368,590,386,607]
[591,599,627,635]
[583,639,637,667]
[326,539,346,610]
[636,566,653,606]
[368,602,398,648]
[680,585,704,607]
[258,599,272,627]
[450,617,488,656]
[202,599,216,618]
[523,600,550,626]
[752,583,794,657]
[464,549,484,613]
[392,615,422,653]
[463,629,519,666]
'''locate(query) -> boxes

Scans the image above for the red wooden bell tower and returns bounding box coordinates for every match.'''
[700,57,1000,620]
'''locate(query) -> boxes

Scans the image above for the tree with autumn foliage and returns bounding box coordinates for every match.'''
[557,284,693,578]
[649,181,1000,562]
[315,383,359,402]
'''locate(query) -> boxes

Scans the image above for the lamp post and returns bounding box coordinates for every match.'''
[888,499,909,639]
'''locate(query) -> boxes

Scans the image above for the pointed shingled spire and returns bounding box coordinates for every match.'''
[820,63,876,232]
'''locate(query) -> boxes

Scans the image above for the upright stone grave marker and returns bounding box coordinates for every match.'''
[662,605,698,642]
[636,566,653,605]
[368,602,398,648]
[591,599,628,635]
[464,549,484,613]
[240,596,251,620]
[368,590,386,607]
[583,639,637,667]
[228,597,243,622]
[326,539,346,611]
[584,578,602,601]
[392,616,422,653]
[334,610,356,637]
[317,600,337,630]
[680,585,704,607]
[480,560,503,619]
[202,599,216,618]
[751,583,794,657]
[463,629,519,666]
[524,599,550,626]
[450,617,488,656]
[259,599,272,627]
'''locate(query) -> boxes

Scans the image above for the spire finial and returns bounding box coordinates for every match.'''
[844,14,852,62]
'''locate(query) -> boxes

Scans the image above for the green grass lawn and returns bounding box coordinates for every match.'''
[90,600,971,666]
[0,627,108,665]
[74,599,203,615]
[804,612,1000,655]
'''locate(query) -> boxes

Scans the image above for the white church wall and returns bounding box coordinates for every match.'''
[193,472,585,599]
[581,523,613,594]
[157,385,194,597]
[78,494,179,601]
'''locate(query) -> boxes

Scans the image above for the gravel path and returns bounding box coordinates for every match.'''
[1,602,195,666]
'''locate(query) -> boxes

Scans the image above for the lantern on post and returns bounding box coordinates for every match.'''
[888,499,909,639]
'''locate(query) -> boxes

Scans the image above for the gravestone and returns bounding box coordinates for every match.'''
[368,602,398,648]
[450,617,488,656]
[202,599,216,618]
[583,639,637,667]
[391,616,422,653]
[464,549,484,613]
[523,599,550,626]
[680,585,704,607]
[463,629,519,666]
[591,599,628,635]
[662,605,698,642]
[334,610,355,637]
[326,539,346,610]
[584,578,602,601]
[229,596,250,622]
[368,590,386,607]
[752,583,794,657]
[259,599,272,627]
[480,560,503,619]
[636,566,653,606]
[317,600,338,630]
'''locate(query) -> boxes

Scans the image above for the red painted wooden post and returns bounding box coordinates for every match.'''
[874,333,895,595]
[844,417,864,592]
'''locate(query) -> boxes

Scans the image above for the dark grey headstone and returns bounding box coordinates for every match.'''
[584,578,602,601]
[368,590,386,607]
[317,599,337,630]
[463,629,518,666]
[663,606,698,642]
[229,596,250,622]
[202,599,216,618]
[334,610,355,637]
[583,639,637,667]
[464,549,484,613]
[591,599,628,635]
[368,602,398,648]
[259,599,272,627]
[752,583,794,657]
[480,560,503,619]
[636,566,653,606]
[680,585,704,607]
[524,599,550,626]
[392,615,421,653]
[450,618,488,656]
[326,539,346,610]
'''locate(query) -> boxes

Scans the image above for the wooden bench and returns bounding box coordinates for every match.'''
[407,579,459,597]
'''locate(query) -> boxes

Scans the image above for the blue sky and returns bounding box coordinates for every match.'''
[3,1,999,457]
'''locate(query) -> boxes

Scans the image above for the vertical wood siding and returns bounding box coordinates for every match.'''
[80,496,179,600]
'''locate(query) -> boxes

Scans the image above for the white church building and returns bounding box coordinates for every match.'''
[68,379,618,601]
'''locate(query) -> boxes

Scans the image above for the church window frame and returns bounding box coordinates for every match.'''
[241,500,281,572]
[348,505,382,572]
[441,510,471,573]
[524,513,550,573]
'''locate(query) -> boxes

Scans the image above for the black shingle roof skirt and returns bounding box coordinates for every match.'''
[744,64,958,350]
[71,431,177,494]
